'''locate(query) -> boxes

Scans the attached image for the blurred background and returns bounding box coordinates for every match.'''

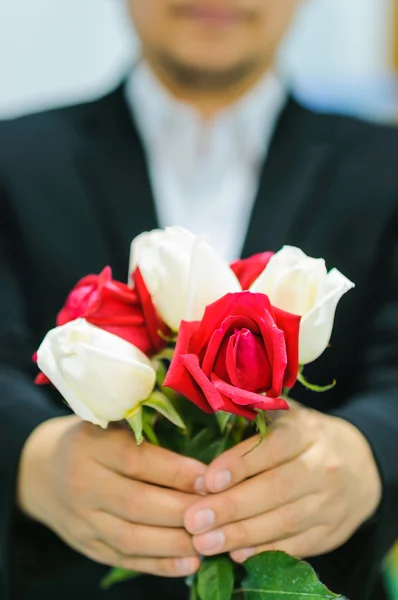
[0,0,397,122]
[0,0,397,597]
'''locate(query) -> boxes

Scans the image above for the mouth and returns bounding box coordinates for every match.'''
[172,3,248,27]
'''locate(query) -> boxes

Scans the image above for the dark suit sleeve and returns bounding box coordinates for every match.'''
[0,185,69,596]
[327,220,398,592]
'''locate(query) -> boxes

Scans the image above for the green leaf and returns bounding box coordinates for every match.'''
[189,580,200,600]
[297,372,336,393]
[184,428,219,463]
[155,419,187,454]
[157,329,178,343]
[144,391,186,429]
[197,557,234,600]
[241,552,342,599]
[142,410,160,446]
[100,567,141,590]
[201,436,231,463]
[153,348,175,362]
[174,396,219,432]
[216,411,234,434]
[153,359,168,388]
[125,406,144,445]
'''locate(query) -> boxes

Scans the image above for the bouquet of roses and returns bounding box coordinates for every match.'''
[35,227,354,599]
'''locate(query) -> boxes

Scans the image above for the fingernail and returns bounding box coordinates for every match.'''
[194,476,207,495]
[213,470,231,492]
[175,557,198,574]
[230,548,255,563]
[198,529,225,553]
[191,509,215,533]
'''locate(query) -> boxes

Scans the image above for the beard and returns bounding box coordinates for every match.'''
[152,50,263,93]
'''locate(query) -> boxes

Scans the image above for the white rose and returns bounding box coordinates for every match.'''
[250,246,355,364]
[129,226,240,330]
[36,319,156,428]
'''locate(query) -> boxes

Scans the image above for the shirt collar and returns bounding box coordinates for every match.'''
[125,60,287,169]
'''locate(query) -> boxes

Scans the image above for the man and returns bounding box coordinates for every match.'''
[0,1,397,599]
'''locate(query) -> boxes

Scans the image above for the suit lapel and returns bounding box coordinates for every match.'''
[242,99,335,258]
[76,86,158,281]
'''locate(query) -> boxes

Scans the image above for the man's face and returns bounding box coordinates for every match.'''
[128,1,298,88]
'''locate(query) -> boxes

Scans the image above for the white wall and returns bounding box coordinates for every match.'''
[0,0,395,120]
[281,0,396,119]
[284,0,392,80]
[0,0,134,117]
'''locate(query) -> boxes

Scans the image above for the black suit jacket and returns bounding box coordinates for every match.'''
[0,85,397,600]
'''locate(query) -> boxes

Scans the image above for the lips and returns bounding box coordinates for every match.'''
[175,4,244,26]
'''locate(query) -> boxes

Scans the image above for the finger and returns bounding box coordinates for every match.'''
[265,399,302,425]
[95,512,197,558]
[191,494,321,556]
[229,525,328,563]
[87,539,200,577]
[205,408,315,493]
[100,471,197,527]
[185,453,319,534]
[95,432,206,493]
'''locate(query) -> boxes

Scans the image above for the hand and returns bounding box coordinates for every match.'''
[185,402,382,562]
[18,416,205,577]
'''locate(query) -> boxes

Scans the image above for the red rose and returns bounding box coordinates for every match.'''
[34,267,168,384]
[230,252,274,290]
[58,266,168,355]
[164,292,300,419]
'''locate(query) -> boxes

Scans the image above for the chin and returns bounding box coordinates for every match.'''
[175,56,245,73]
[156,49,260,92]
[167,43,253,73]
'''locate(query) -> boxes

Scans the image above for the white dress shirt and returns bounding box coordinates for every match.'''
[126,62,286,261]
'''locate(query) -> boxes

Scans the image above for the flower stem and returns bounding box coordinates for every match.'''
[297,371,336,393]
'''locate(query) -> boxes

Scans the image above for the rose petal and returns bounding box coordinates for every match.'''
[185,239,241,323]
[181,354,224,412]
[211,374,289,411]
[211,336,231,384]
[250,246,327,316]
[35,372,51,385]
[200,326,228,377]
[191,294,245,352]
[255,311,287,397]
[273,307,301,389]
[164,321,213,413]
[132,267,170,353]
[200,314,259,375]
[226,329,272,392]
[299,268,355,364]
[52,266,161,357]
[166,292,298,418]
[36,319,156,428]
[231,252,274,290]
[130,227,197,330]
[56,267,112,326]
